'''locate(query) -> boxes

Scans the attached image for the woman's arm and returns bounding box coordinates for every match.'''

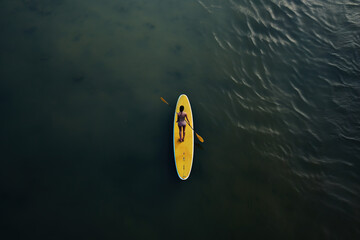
[185,113,190,123]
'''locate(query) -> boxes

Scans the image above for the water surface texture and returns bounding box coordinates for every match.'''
[1,0,359,239]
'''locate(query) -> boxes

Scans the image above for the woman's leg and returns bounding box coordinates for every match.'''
[178,126,182,141]
[182,125,186,141]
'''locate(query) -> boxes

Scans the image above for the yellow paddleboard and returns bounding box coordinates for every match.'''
[173,94,194,180]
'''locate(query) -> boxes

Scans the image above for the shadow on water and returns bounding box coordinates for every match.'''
[72,74,85,83]
[22,0,64,16]
[144,22,156,30]
[195,142,204,151]
[166,70,184,80]
[169,44,183,55]
[23,26,37,35]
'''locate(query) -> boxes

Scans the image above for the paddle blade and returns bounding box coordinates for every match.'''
[196,133,204,143]
[160,97,169,105]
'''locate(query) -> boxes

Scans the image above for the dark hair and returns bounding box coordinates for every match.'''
[180,105,184,112]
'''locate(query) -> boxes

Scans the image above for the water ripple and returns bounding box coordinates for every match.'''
[200,0,360,236]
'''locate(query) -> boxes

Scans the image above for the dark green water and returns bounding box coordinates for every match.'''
[1,0,359,239]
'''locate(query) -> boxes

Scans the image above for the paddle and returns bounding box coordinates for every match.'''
[161,97,204,143]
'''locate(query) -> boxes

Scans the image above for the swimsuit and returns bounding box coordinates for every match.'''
[178,112,187,127]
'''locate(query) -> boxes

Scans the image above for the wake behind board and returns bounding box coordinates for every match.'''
[173,94,194,180]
